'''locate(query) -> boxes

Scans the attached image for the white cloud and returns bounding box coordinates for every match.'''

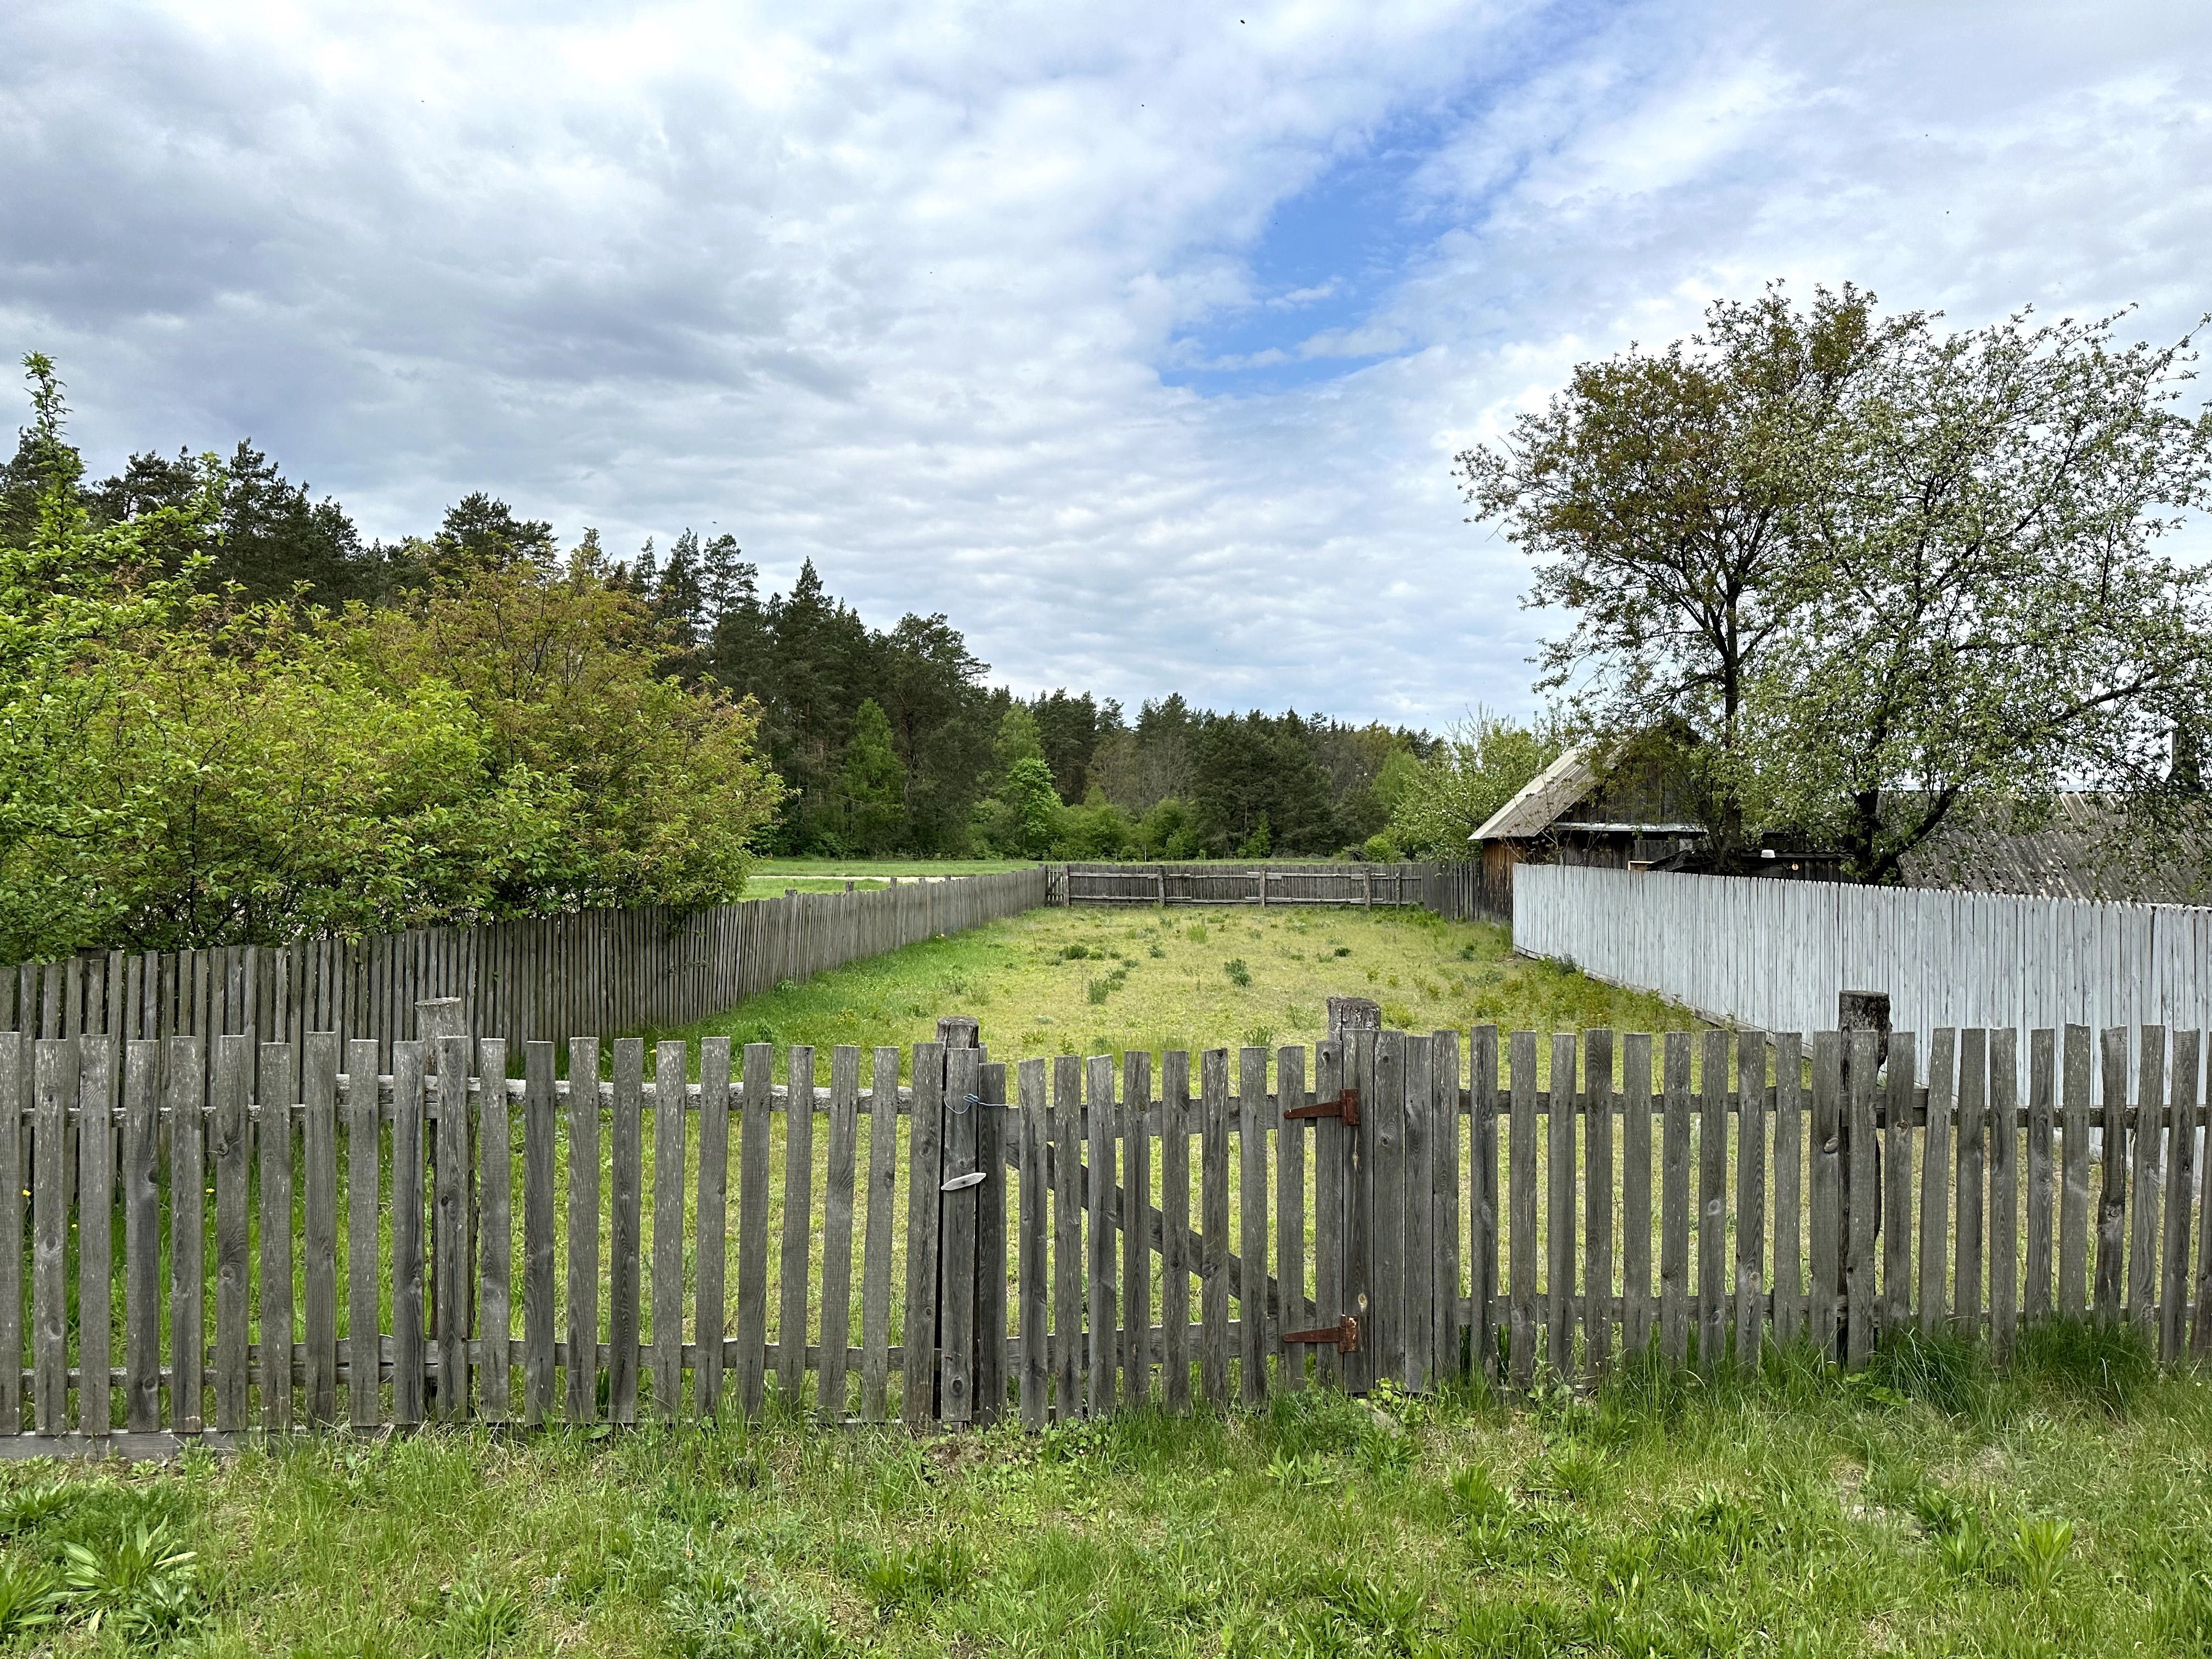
[2,0,2209,728]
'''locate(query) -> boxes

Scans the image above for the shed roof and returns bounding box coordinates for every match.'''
[1470,746,1602,841]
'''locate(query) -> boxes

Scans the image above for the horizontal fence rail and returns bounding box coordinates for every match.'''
[1515,864,2212,1066]
[1062,863,1429,907]
[2,1019,2202,1442]
[0,870,1049,1080]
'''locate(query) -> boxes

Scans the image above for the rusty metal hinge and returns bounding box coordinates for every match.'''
[1282,1315,1360,1353]
[1284,1087,1359,1127]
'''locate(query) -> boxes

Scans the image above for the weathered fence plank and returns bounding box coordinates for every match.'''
[563,1038,600,1426]
[523,1040,558,1426]
[1276,1043,1308,1390]
[861,1046,900,1423]
[1620,1030,1652,1359]
[1659,1032,1691,1370]
[1161,1049,1194,1410]
[1239,1046,1271,1404]
[1772,1032,1803,1348]
[1734,1029,1765,1373]
[123,1040,160,1434]
[1200,1047,1230,1407]
[2162,1033,2199,1363]
[820,1045,860,1420]
[1122,1051,1152,1409]
[2059,1025,2091,1318]
[1918,1029,1955,1339]
[1545,1032,1576,1376]
[393,1041,427,1426]
[1509,1030,1538,1387]
[1583,1029,1613,1380]
[1052,1054,1083,1418]
[778,1045,816,1408]
[1018,1058,1049,1428]
[260,1041,295,1434]
[1990,1031,2021,1363]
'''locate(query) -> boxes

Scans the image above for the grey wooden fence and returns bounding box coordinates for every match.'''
[1060,862,1429,907]
[4,1017,2202,1443]
[0,870,1049,1084]
[1514,864,2212,1071]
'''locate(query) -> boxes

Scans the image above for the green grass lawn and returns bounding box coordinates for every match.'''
[4,1324,2205,1655]
[667,903,1697,1076]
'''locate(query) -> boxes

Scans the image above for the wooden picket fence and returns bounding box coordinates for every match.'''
[2,1019,2205,1442]
[1058,863,1429,908]
[0,869,1048,1082]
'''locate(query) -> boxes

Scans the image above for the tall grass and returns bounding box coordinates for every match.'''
[3,1325,2205,1655]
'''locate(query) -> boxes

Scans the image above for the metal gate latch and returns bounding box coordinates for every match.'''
[1283,1315,1360,1353]
[1284,1088,1360,1127]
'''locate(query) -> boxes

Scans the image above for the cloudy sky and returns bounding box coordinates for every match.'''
[4,1,2209,728]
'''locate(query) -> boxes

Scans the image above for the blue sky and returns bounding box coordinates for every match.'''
[4,1,2209,729]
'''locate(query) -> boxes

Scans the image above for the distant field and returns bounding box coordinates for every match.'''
[751,858,1040,877]
[740,876,891,895]
[668,903,1698,1077]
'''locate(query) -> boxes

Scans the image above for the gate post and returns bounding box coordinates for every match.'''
[934,1017,984,1425]
[1836,991,1890,1362]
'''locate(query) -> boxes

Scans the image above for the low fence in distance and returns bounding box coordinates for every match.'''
[3,1017,2204,1442]
[1059,862,1431,908]
[1515,864,2212,1068]
[1421,861,1513,927]
[0,870,1051,1084]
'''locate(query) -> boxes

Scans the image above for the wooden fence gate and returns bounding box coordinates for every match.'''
[1,1018,2204,1443]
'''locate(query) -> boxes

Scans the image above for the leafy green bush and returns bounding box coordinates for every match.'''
[1223,958,1251,987]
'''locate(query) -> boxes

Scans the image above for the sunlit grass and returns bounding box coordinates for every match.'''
[6,1324,2207,1655]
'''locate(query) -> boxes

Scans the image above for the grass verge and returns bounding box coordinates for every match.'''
[5,1322,2206,1655]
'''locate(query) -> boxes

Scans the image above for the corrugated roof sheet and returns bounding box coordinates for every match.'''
[1900,792,2212,904]
[1471,746,1602,840]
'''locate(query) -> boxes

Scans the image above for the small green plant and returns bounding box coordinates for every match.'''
[0,1559,58,1643]
[1062,943,1092,960]
[2010,1516,2074,1595]
[1323,1571,1424,1652]
[1533,1443,1610,1502]
[1267,1451,1335,1493]
[859,1537,974,1612]
[663,1565,838,1658]
[1333,945,1352,957]
[1185,922,1209,943]
[1936,1513,1997,1580]
[1358,1420,1415,1475]
[59,1522,200,1641]
[1148,943,1165,958]
[1087,978,1111,1005]
[0,1479,76,1536]
[1446,1463,1513,1523]
[438,1572,528,1655]
[1223,958,1251,987]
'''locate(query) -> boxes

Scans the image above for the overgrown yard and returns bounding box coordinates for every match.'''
[5,1327,2209,1655]
[670,903,1695,1075]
